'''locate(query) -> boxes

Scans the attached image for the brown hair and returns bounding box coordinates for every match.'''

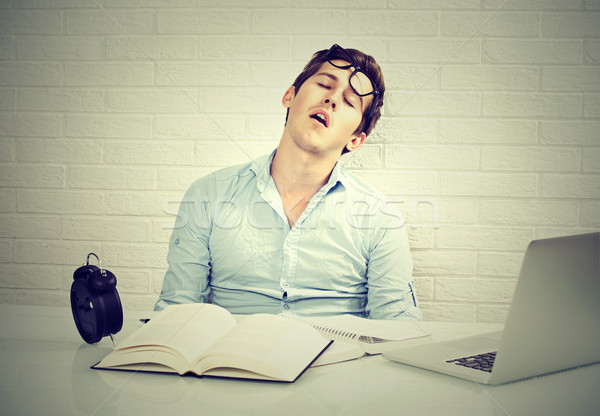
[286,46,385,143]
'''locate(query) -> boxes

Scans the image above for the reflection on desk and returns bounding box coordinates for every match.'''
[1,305,599,416]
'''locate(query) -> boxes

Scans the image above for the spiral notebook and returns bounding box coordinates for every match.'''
[305,314,430,367]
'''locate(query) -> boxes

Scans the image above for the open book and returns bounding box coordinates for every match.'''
[306,314,430,366]
[93,303,332,383]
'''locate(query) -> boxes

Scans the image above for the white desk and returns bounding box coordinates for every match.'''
[1,305,598,416]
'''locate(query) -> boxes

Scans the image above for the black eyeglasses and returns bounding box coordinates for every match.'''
[324,44,379,128]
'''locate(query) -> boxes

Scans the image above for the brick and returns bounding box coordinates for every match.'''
[17,36,104,60]
[584,40,600,64]
[436,278,517,302]
[296,0,385,7]
[17,291,70,307]
[14,240,100,265]
[419,302,476,322]
[481,146,580,172]
[62,217,150,242]
[339,145,382,169]
[539,121,600,145]
[383,65,438,91]
[157,167,218,191]
[155,115,246,140]
[0,190,13,212]
[580,202,600,227]
[0,215,60,239]
[0,264,62,289]
[387,92,480,117]
[483,0,581,10]
[0,36,12,59]
[436,226,533,250]
[439,119,536,144]
[441,66,538,91]
[105,191,183,216]
[247,115,288,140]
[65,63,154,86]
[102,243,168,268]
[440,173,538,197]
[0,139,12,161]
[106,268,152,294]
[476,304,510,324]
[352,172,437,198]
[104,0,193,6]
[68,166,156,190]
[19,88,105,112]
[0,62,60,87]
[478,200,578,226]
[17,190,104,215]
[406,226,434,249]
[16,139,103,164]
[346,11,438,36]
[542,174,600,198]
[424,198,477,225]
[369,118,437,144]
[196,88,282,114]
[15,0,99,7]
[292,39,387,63]
[477,252,525,277]
[386,145,479,170]
[0,113,62,138]
[249,62,304,88]
[543,67,600,91]
[542,12,600,37]
[584,94,600,117]
[483,39,581,64]
[252,10,345,34]
[66,10,155,34]
[66,115,152,139]
[535,228,599,240]
[389,40,480,64]
[195,141,276,167]
[158,9,248,34]
[0,240,10,262]
[482,93,581,118]
[0,165,64,188]
[198,36,289,60]
[157,63,246,86]
[412,250,475,275]
[152,217,177,243]
[0,291,17,305]
[107,89,196,113]
[106,141,194,166]
[106,35,195,60]
[0,88,15,110]
[583,148,600,172]
[441,12,540,37]
[390,0,479,9]
[0,10,62,34]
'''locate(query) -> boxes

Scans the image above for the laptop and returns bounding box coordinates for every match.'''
[383,232,600,385]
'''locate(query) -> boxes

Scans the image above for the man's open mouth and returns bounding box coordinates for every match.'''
[310,112,328,127]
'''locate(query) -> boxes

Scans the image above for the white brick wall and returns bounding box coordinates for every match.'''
[0,1,598,323]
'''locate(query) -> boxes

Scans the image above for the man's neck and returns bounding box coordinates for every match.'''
[270,137,340,227]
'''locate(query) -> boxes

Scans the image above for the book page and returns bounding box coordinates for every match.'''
[193,314,330,382]
[115,303,237,365]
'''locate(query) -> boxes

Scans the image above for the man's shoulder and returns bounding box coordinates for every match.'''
[186,159,256,194]
[338,168,390,203]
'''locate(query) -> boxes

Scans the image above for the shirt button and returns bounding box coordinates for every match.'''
[174,238,180,245]
[282,282,289,288]
[283,304,290,310]
[285,239,292,247]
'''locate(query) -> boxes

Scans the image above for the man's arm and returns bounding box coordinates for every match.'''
[364,212,422,320]
[155,180,213,311]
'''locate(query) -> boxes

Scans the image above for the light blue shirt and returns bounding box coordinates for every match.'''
[155,151,421,320]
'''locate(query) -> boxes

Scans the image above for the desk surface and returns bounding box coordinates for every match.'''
[1,305,599,416]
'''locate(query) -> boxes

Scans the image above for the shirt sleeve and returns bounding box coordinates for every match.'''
[364,208,422,320]
[154,178,213,311]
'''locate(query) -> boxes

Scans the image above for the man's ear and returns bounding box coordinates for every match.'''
[345,132,366,153]
[282,86,295,109]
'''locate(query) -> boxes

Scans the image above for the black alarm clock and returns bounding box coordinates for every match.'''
[70,253,123,344]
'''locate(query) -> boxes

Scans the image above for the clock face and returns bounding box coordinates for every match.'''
[71,279,104,344]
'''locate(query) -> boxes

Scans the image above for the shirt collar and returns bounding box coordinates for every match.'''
[250,149,347,194]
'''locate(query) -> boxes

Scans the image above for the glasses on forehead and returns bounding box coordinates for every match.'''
[324,44,380,127]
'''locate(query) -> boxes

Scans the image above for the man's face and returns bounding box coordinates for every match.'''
[282,60,374,157]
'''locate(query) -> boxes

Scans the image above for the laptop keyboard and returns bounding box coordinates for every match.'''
[446,351,497,373]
